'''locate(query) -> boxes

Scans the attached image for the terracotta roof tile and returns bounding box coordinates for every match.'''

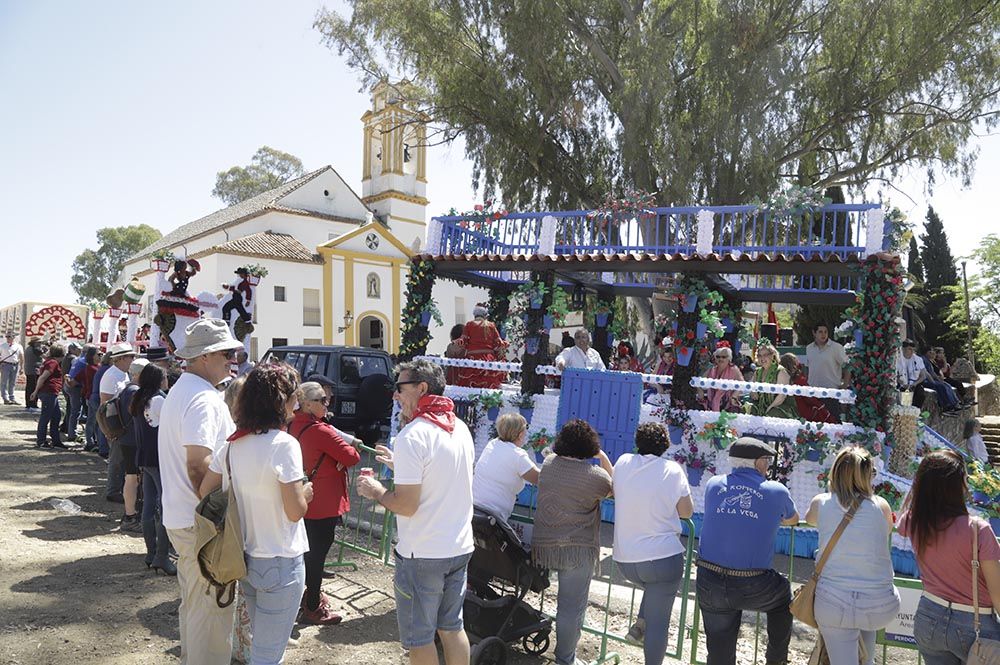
[210,231,322,264]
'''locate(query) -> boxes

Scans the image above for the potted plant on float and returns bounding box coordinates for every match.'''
[794,424,832,464]
[241,263,269,285]
[659,404,693,447]
[967,460,1000,507]
[836,428,884,460]
[475,390,506,422]
[544,287,571,330]
[528,429,554,463]
[672,442,716,488]
[696,411,740,451]
[509,392,535,422]
[418,299,444,327]
[150,249,175,272]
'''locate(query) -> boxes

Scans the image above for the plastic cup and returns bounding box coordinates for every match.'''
[359,467,374,478]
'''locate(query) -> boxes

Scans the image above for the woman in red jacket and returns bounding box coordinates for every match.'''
[290,381,361,625]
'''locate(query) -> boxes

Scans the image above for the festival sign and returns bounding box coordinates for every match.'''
[878,578,922,648]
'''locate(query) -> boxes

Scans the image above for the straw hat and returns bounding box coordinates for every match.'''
[108,342,136,359]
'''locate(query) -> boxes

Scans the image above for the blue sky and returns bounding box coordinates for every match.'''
[1,1,996,306]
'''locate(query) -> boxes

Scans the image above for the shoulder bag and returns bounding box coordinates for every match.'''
[967,519,1000,665]
[193,445,246,608]
[790,499,860,628]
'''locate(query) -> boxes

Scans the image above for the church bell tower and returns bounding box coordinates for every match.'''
[361,80,429,251]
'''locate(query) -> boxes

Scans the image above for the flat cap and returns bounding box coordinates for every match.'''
[728,436,776,459]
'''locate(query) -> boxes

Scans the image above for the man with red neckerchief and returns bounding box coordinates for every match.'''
[357,359,474,665]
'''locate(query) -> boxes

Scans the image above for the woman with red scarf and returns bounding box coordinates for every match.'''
[289,381,361,625]
[457,304,508,389]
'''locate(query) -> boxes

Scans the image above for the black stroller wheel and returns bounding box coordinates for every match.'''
[471,636,507,665]
[521,630,550,655]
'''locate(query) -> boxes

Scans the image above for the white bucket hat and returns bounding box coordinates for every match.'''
[175,318,243,359]
[108,342,136,359]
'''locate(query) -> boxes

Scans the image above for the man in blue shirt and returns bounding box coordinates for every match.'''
[696,437,799,665]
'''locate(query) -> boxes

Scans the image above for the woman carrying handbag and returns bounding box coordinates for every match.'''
[898,449,1000,665]
[801,446,899,665]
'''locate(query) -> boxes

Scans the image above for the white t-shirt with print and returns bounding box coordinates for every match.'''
[473,438,538,520]
[159,372,235,530]
[612,453,691,563]
[99,365,129,397]
[210,430,309,558]
[392,417,474,559]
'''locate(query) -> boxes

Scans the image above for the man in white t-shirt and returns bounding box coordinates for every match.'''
[100,343,137,503]
[158,319,243,665]
[357,359,474,664]
[804,323,849,420]
[555,329,607,371]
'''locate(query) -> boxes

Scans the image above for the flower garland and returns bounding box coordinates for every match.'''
[844,255,905,449]
[588,189,657,223]
[528,429,554,453]
[399,258,437,360]
[836,427,884,458]
[872,481,904,511]
[446,200,509,238]
[756,184,831,220]
[773,438,795,486]
[672,440,717,475]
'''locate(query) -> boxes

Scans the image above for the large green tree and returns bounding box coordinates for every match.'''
[71,225,162,302]
[212,146,305,206]
[318,1,1000,209]
[907,237,924,283]
[945,234,1000,374]
[920,206,961,355]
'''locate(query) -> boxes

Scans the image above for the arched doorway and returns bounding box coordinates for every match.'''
[358,315,385,350]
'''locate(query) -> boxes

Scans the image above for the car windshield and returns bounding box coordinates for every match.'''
[340,355,388,384]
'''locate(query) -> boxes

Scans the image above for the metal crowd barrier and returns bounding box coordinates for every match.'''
[326,465,928,665]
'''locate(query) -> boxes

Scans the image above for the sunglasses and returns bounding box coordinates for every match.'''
[714,354,727,359]
[217,349,237,360]
[394,380,422,392]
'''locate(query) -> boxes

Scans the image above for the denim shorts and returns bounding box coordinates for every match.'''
[393,550,472,648]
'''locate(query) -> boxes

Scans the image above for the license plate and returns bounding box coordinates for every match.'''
[341,401,356,415]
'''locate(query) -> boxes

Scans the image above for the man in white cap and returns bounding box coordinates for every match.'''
[101,343,137,503]
[158,319,243,664]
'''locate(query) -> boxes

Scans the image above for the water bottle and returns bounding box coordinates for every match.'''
[48,498,82,515]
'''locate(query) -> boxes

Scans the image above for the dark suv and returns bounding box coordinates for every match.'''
[260,345,394,444]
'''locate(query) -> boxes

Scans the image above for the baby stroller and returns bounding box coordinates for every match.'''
[465,506,553,665]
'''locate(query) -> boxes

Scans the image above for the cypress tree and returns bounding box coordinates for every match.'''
[919,206,960,356]
[907,237,924,282]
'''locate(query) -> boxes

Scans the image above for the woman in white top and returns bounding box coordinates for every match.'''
[963,418,989,464]
[201,363,313,665]
[472,413,539,520]
[804,446,899,665]
[612,422,693,665]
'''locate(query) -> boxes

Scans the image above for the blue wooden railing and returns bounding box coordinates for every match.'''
[432,203,882,293]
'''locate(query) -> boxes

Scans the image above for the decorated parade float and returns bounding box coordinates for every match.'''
[396,194,991,576]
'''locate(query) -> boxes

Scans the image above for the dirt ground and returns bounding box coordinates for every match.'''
[0,402,867,665]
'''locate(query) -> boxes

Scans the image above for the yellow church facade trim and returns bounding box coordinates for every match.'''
[361,190,429,207]
[317,222,413,354]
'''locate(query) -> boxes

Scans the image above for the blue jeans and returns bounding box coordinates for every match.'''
[696,568,792,665]
[85,395,100,450]
[925,380,960,409]
[393,551,472,649]
[36,392,61,445]
[241,553,305,665]
[914,596,1000,665]
[0,363,17,401]
[106,440,124,499]
[66,384,83,438]
[815,581,899,665]
[552,561,596,665]
[140,467,171,566]
[618,554,685,665]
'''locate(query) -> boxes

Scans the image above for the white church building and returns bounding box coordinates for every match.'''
[120,81,485,358]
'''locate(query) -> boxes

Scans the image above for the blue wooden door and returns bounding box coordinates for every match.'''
[556,368,642,464]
